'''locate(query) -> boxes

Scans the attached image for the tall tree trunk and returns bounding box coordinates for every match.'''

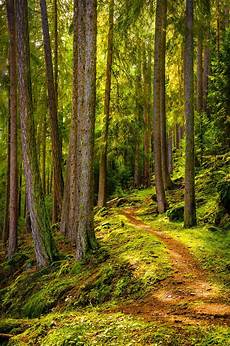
[60,0,78,241]
[76,0,97,259]
[153,0,168,213]
[203,32,210,114]
[40,0,63,222]
[168,129,173,174]
[16,0,57,267]
[142,46,151,187]
[42,112,46,195]
[54,0,58,103]
[6,0,18,258]
[3,108,10,245]
[134,143,141,188]
[217,0,220,59]
[98,0,114,207]
[160,0,172,190]
[184,0,196,227]
[66,0,78,241]
[197,34,204,161]
[18,164,22,217]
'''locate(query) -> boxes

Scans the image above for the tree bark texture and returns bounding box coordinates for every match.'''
[61,0,78,241]
[142,46,151,187]
[153,0,168,213]
[203,32,210,114]
[40,0,63,221]
[3,109,10,245]
[6,0,18,258]
[184,0,196,227]
[98,0,114,207]
[76,0,97,259]
[16,0,57,267]
[160,0,172,190]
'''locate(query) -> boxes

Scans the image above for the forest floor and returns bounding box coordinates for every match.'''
[0,156,230,345]
[117,207,230,327]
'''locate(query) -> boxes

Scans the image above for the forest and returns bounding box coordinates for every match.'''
[0,0,230,345]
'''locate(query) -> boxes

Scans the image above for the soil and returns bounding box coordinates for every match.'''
[117,208,230,327]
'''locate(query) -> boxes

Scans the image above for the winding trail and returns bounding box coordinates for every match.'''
[118,208,230,326]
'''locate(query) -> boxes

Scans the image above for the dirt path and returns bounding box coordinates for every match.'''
[118,208,230,327]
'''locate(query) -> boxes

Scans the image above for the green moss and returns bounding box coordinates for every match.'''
[22,277,75,317]
[8,311,230,346]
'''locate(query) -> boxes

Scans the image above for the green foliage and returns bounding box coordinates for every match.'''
[208,29,230,153]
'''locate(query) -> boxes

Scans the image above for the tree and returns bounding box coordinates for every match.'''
[16,0,57,267]
[98,0,114,207]
[40,0,64,222]
[61,0,78,241]
[184,0,196,227]
[6,0,18,258]
[153,0,168,213]
[142,45,151,187]
[160,0,173,190]
[75,0,97,259]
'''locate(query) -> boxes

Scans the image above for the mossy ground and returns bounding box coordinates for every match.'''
[5,311,230,346]
[0,156,230,345]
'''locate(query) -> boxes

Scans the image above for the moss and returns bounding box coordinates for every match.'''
[22,277,75,317]
[8,311,230,346]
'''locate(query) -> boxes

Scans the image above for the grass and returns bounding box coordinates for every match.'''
[0,208,171,319]
[5,311,230,345]
[1,155,230,345]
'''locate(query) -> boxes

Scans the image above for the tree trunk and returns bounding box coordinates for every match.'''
[76,0,97,259]
[184,0,196,227]
[54,0,58,103]
[60,0,78,241]
[40,0,63,222]
[134,143,141,187]
[6,0,18,258]
[203,32,210,114]
[197,34,204,161]
[42,112,46,195]
[98,0,114,207]
[160,0,172,190]
[142,46,151,187]
[217,0,220,59]
[153,0,168,213]
[16,0,57,267]
[168,130,173,174]
[18,164,22,217]
[3,108,10,245]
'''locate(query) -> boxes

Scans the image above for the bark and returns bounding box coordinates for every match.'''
[197,35,203,113]
[142,46,151,187]
[184,0,196,227]
[160,0,172,190]
[60,0,78,241]
[3,110,10,245]
[16,0,57,267]
[98,0,114,207]
[18,164,22,217]
[76,0,97,259]
[134,143,141,187]
[153,0,168,213]
[203,33,210,114]
[168,130,173,174]
[197,34,204,161]
[6,0,18,258]
[42,112,46,195]
[217,0,220,59]
[54,0,58,102]
[40,0,63,221]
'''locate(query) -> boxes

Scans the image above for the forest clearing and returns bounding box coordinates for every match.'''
[0,0,230,345]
